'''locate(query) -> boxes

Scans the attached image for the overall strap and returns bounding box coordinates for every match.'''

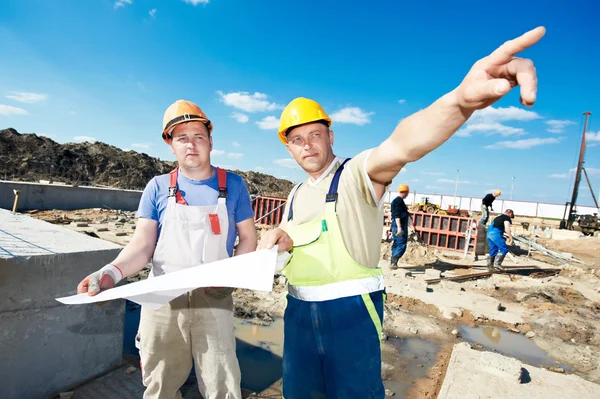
[287,183,303,222]
[326,158,351,204]
[168,168,187,205]
[216,167,227,199]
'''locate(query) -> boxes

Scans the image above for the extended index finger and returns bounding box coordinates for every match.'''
[485,26,546,66]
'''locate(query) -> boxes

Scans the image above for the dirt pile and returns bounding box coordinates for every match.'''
[0,128,294,197]
[381,239,441,265]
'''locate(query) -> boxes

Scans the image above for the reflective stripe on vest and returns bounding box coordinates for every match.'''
[282,158,383,302]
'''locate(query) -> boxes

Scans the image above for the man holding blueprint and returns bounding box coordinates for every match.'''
[75,100,257,399]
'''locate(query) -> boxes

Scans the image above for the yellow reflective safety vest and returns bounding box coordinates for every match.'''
[281,159,385,302]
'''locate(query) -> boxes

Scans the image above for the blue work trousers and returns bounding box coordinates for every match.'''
[391,217,408,260]
[282,290,386,399]
[487,226,508,257]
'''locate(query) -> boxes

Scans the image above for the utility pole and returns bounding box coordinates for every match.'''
[510,176,515,200]
[454,169,459,207]
[566,111,592,229]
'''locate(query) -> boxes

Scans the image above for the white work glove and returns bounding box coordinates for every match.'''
[78,264,123,295]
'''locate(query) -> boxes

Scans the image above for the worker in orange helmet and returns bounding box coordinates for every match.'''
[258,27,545,399]
[390,184,410,269]
[76,100,257,399]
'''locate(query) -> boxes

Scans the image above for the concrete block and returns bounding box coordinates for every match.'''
[0,181,142,212]
[0,209,125,399]
[549,229,584,240]
[425,269,442,280]
[438,342,600,399]
[96,227,109,232]
[408,280,429,292]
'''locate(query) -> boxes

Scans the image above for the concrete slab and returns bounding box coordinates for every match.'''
[0,209,125,399]
[439,342,600,399]
[0,209,120,258]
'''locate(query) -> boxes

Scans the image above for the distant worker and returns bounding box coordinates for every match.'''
[390,184,410,269]
[487,209,514,271]
[76,100,257,399]
[481,189,501,225]
[258,26,544,398]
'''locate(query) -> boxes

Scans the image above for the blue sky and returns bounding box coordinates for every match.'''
[1,0,599,206]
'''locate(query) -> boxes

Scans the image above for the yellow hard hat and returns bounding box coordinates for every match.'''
[277,97,332,144]
[494,190,502,196]
[398,184,410,193]
[162,100,213,143]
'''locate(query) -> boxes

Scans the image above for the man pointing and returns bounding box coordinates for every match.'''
[259,27,545,398]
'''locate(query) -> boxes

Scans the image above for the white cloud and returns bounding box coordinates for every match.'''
[273,158,298,169]
[470,106,541,123]
[549,173,569,179]
[548,167,600,179]
[409,179,421,182]
[485,137,561,150]
[212,149,225,156]
[0,104,27,115]
[573,167,600,175]
[132,143,151,149]
[398,99,406,104]
[232,141,241,148]
[114,0,132,9]
[437,178,476,185]
[456,122,525,137]
[457,106,540,138]
[6,92,48,103]
[227,153,244,159]
[421,171,445,176]
[256,116,280,130]
[183,0,210,5]
[256,166,266,171]
[149,8,157,18]
[73,136,97,143]
[330,107,374,125]
[587,131,600,142]
[217,91,282,113]
[230,112,249,123]
[545,119,576,134]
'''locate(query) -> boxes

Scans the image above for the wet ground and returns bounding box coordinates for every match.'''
[122,302,443,397]
[457,325,570,370]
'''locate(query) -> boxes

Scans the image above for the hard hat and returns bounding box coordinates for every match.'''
[162,100,213,143]
[494,190,502,196]
[277,97,332,144]
[398,184,410,193]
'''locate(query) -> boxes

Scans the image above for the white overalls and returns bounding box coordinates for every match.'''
[137,167,242,399]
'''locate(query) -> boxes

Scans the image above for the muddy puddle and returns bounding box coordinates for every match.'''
[124,302,441,395]
[458,325,570,370]
[383,337,440,397]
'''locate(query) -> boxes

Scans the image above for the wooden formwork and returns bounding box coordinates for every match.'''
[252,196,287,227]
[410,211,477,253]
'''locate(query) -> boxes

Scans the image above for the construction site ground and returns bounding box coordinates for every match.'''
[29,208,600,399]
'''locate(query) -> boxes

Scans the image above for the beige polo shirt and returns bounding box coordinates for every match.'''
[280,149,385,268]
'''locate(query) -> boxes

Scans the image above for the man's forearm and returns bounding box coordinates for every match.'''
[389,90,472,164]
[110,238,155,278]
[235,237,257,256]
[368,90,474,185]
[395,218,402,230]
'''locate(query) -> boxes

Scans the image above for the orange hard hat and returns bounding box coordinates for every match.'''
[494,190,502,196]
[162,100,213,143]
[398,184,410,193]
